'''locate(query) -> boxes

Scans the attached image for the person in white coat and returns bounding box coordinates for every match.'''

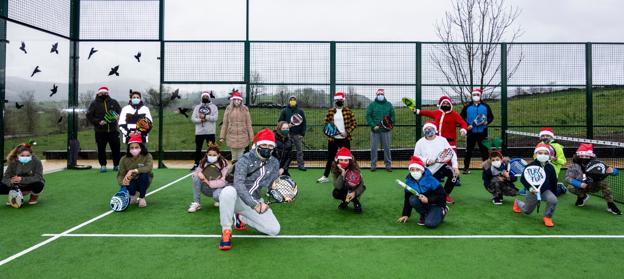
[191,91,218,171]
[118,91,152,144]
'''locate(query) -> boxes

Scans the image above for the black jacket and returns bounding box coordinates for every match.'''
[272,130,293,173]
[86,97,122,133]
[278,106,307,136]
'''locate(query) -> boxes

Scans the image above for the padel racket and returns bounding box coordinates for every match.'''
[435,148,454,164]
[266,175,298,204]
[523,165,546,202]
[395,179,420,196]
[202,164,222,181]
[135,117,152,134]
[104,111,119,123]
[585,160,609,181]
[345,170,362,189]
[323,122,340,137]
[379,115,393,130]
[290,113,304,126]
[402,97,416,111]
[508,158,528,177]
[7,187,24,208]
[473,113,487,126]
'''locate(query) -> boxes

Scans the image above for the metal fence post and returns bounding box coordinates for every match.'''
[585,42,593,139]
[244,0,251,106]
[67,0,80,168]
[415,42,422,140]
[0,0,7,177]
[330,41,336,103]
[501,43,508,153]
[157,0,166,168]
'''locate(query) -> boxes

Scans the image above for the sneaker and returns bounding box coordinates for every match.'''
[219,229,232,250]
[512,199,522,213]
[234,214,247,231]
[518,188,527,196]
[338,201,349,210]
[298,166,307,171]
[316,176,329,183]
[462,169,471,175]
[130,194,139,205]
[385,168,392,172]
[214,202,220,207]
[454,176,461,187]
[353,199,363,213]
[543,216,555,227]
[607,202,622,215]
[113,166,119,172]
[190,164,198,172]
[99,166,107,173]
[445,195,455,204]
[492,197,503,205]
[441,206,449,217]
[28,195,39,205]
[187,202,201,213]
[138,198,147,208]
[417,216,425,226]
[575,195,590,207]
[370,168,377,172]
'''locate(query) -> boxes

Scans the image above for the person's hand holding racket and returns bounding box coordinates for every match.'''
[345,191,356,202]
[10,176,21,185]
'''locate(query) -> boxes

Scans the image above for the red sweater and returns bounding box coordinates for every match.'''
[416,109,468,147]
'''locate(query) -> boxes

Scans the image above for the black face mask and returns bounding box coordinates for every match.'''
[256,147,273,160]
[202,98,210,104]
[441,105,451,112]
[97,95,108,101]
[335,101,344,107]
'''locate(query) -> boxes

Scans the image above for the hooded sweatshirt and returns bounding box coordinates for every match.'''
[191,97,219,135]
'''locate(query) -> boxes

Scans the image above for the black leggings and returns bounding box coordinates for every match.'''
[194,134,216,164]
[0,182,45,195]
[324,139,351,177]
[433,165,455,195]
[95,131,121,167]
[464,132,489,170]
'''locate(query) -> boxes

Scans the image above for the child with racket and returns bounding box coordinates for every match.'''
[117,134,153,208]
[482,150,518,205]
[273,121,293,176]
[538,128,567,194]
[513,143,559,227]
[187,144,230,213]
[1,142,45,207]
[397,156,448,228]
[278,95,307,171]
[331,147,365,213]
[413,122,459,204]
[565,143,621,215]
[460,89,494,174]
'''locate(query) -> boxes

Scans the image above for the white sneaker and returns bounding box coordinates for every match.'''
[187,202,201,213]
[316,176,329,183]
[213,202,220,207]
[138,198,147,208]
[130,194,139,205]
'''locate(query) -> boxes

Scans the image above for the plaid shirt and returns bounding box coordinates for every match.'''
[324,107,357,141]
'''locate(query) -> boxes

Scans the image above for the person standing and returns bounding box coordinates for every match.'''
[118,91,153,144]
[219,90,254,162]
[86,86,122,173]
[460,89,494,174]
[278,95,307,171]
[366,89,395,172]
[191,91,218,171]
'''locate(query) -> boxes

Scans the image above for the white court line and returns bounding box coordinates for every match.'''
[40,233,624,239]
[0,173,193,267]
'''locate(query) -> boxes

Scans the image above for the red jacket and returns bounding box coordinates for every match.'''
[416,109,468,147]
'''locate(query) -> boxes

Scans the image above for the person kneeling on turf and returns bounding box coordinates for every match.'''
[397,156,448,228]
[513,143,558,227]
[332,147,365,213]
[482,150,518,205]
[188,144,230,213]
[565,143,621,215]
[1,142,45,206]
[216,129,281,250]
[117,134,153,208]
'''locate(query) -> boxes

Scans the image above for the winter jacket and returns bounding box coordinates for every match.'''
[324,107,357,141]
[366,99,396,133]
[565,160,619,188]
[482,158,517,188]
[413,136,458,174]
[116,153,154,185]
[401,169,446,216]
[219,104,254,149]
[460,102,494,134]
[273,130,293,172]
[278,106,307,136]
[520,160,558,194]
[332,170,366,197]
[2,156,45,185]
[118,103,153,143]
[86,96,122,133]
[416,108,467,147]
[542,141,566,176]
[191,101,219,135]
[232,150,280,208]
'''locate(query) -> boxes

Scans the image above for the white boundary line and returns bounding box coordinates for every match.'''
[40,233,624,239]
[0,173,192,267]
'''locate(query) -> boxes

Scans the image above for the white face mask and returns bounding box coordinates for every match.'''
[472,95,481,102]
[536,154,550,163]
[207,156,218,163]
[491,160,502,168]
[410,171,423,181]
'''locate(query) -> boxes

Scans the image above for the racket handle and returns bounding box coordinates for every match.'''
[536,192,541,201]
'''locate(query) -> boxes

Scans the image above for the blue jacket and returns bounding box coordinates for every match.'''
[460,102,494,134]
[520,160,558,194]
[402,169,446,216]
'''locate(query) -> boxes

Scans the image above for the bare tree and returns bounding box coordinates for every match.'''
[19,91,38,134]
[143,87,173,108]
[433,0,523,104]
[274,85,289,106]
[79,90,95,109]
[249,71,264,104]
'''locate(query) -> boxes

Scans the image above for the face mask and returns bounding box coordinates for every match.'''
[541,137,553,143]
[130,148,141,157]
[97,94,108,101]
[18,156,32,164]
[131,99,141,105]
[440,105,451,112]
[424,128,436,138]
[280,129,289,136]
[376,95,385,102]
[410,171,422,181]
[202,98,210,104]
[256,147,273,160]
[338,161,350,169]
[335,100,344,107]
[207,155,218,163]
[289,100,297,107]
[536,154,550,163]
[491,160,502,168]
[472,95,481,102]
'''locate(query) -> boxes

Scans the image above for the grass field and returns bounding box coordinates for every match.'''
[2,168,624,278]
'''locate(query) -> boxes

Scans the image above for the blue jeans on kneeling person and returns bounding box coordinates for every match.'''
[125,173,151,198]
[409,195,444,228]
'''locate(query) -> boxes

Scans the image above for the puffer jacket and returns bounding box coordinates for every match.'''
[219,104,254,149]
[232,150,280,208]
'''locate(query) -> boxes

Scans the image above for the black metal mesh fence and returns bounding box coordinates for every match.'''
[79,0,159,40]
[8,0,71,37]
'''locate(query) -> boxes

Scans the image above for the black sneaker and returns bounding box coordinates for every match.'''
[454,176,461,187]
[385,168,392,172]
[370,168,377,172]
[607,202,622,215]
[462,169,471,175]
[492,197,503,205]
[417,216,425,226]
[338,201,349,210]
[441,206,449,217]
[575,195,590,207]
[298,166,307,171]
[353,199,363,213]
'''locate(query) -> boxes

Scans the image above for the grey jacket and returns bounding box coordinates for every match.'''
[191,102,218,135]
[2,156,45,185]
[233,150,280,208]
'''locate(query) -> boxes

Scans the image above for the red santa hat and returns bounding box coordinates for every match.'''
[334,91,345,100]
[230,90,243,101]
[539,127,555,138]
[376,89,385,95]
[335,147,353,161]
[576,143,595,157]
[437,95,453,108]
[422,121,438,133]
[128,134,143,144]
[253,128,276,147]
[471,88,483,96]
[98,86,109,94]
[534,143,552,154]
[408,155,425,171]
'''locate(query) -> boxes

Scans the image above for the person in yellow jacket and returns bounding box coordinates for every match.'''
[539,128,567,194]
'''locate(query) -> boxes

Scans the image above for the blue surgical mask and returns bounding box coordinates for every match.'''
[376,95,385,102]
[424,128,436,138]
[18,156,32,164]
[131,99,141,105]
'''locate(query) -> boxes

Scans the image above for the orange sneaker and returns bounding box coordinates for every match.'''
[445,195,455,204]
[512,199,522,213]
[219,229,232,250]
[543,217,554,227]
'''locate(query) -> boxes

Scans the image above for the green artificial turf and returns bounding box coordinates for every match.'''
[2,169,624,278]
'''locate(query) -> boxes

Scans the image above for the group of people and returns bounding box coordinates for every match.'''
[1,86,621,250]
